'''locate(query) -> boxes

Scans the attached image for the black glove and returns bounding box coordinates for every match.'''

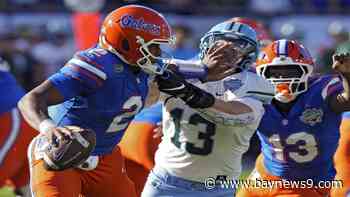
[156,70,215,108]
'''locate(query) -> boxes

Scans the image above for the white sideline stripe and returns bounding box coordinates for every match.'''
[0,108,21,165]
[69,58,107,80]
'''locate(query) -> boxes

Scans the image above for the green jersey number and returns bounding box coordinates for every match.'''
[170,108,216,155]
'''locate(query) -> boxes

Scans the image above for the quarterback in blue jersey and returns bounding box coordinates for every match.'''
[238,40,350,197]
[18,5,235,197]
[18,5,176,197]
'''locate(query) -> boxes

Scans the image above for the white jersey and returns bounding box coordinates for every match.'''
[155,70,274,183]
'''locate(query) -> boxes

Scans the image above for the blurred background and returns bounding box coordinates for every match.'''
[1,0,350,171]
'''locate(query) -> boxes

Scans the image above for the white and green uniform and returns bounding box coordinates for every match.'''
[155,70,274,183]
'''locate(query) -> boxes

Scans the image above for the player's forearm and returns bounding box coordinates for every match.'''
[145,81,160,107]
[18,80,65,131]
[18,92,50,131]
[210,99,252,115]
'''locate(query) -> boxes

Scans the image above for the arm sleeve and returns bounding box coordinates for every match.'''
[48,56,107,100]
[321,76,343,100]
[197,96,265,126]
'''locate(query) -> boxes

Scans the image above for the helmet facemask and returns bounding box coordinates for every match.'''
[136,36,175,75]
[199,31,258,71]
[257,57,313,103]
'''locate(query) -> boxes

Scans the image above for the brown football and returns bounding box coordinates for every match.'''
[43,126,96,171]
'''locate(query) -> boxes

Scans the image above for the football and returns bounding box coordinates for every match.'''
[43,126,96,171]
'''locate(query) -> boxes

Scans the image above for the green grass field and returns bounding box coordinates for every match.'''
[0,186,16,197]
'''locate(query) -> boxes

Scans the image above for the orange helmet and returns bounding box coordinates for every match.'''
[228,17,272,47]
[99,5,174,74]
[256,39,314,103]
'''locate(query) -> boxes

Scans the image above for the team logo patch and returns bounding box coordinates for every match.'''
[223,79,243,92]
[299,108,323,126]
[114,64,124,73]
[120,14,161,36]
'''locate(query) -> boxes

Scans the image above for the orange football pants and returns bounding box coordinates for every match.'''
[331,118,350,197]
[237,154,330,197]
[119,122,161,196]
[29,139,137,197]
[0,108,37,188]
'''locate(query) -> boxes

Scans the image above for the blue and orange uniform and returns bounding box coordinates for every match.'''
[28,47,149,197]
[238,75,343,197]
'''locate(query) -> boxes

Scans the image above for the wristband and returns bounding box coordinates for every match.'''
[39,119,56,133]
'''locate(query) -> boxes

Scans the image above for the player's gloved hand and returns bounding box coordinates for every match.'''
[156,70,215,108]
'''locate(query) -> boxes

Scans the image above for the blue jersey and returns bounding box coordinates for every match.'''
[0,70,25,114]
[48,47,149,155]
[133,102,162,125]
[258,75,343,181]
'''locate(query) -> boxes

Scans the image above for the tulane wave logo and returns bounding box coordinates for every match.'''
[120,14,161,36]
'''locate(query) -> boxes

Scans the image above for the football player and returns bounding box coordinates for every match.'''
[18,5,234,197]
[237,40,350,197]
[141,21,274,197]
[18,5,174,197]
[331,112,350,196]
[0,58,37,197]
[120,17,275,196]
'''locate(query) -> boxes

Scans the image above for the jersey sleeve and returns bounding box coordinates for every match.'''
[48,53,107,100]
[321,76,343,100]
[197,96,265,127]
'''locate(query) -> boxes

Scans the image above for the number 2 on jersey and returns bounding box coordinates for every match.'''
[170,108,216,156]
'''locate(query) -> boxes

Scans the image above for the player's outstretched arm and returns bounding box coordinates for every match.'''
[156,70,253,115]
[328,53,350,113]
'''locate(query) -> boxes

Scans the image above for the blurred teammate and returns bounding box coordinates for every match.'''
[142,21,274,197]
[119,102,162,196]
[0,58,37,197]
[237,40,350,197]
[332,112,350,196]
[19,5,174,197]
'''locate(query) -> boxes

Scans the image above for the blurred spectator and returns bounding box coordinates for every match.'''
[278,22,305,41]
[169,24,197,59]
[317,21,349,74]
[0,26,42,91]
[31,22,74,78]
[249,0,292,14]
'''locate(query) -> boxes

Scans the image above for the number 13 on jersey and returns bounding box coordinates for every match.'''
[269,132,318,163]
[170,108,216,156]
